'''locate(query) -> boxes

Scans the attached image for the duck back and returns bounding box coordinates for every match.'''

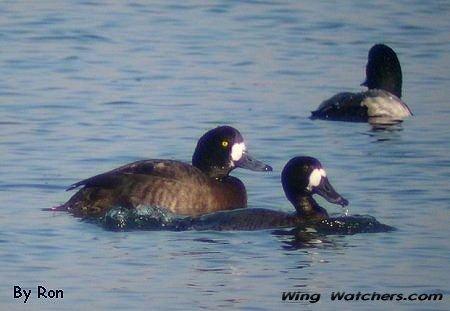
[61,160,248,217]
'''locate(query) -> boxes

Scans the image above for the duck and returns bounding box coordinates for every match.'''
[281,156,348,221]
[311,44,412,123]
[159,156,349,231]
[103,157,393,234]
[53,126,272,217]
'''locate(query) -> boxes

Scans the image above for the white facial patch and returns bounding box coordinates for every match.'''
[231,142,246,162]
[307,168,327,191]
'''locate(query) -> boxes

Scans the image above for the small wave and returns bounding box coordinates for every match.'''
[31,33,111,43]
[101,101,140,106]
[102,206,192,231]
[313,215,395,234]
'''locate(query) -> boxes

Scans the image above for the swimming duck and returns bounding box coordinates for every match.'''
[122,156,349,231]
[103,157,393,234]
[54,126,272,217]
[311,44,412,122]
[281,156,348,222]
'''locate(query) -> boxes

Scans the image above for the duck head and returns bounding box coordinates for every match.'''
[192,126,272,179]
[361,43,403,98]
[282,156,348,219]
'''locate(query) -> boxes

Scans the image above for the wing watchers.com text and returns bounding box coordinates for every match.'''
[281,291,443,304]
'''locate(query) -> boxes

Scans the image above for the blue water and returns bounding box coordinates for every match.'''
[1,1,450,310]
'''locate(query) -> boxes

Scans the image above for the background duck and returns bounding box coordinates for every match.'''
[51,126,272,217]
[311,44,412,123]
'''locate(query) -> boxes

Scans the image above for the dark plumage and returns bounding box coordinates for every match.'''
[311,44,412,122]
[53,126,272,217]
[281,156,348,221]
[102,157,393,234]
[187,156,349,230]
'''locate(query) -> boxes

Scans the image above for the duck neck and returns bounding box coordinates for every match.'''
[203,166,231,180]
[293,195,329,221]
[192,155,231,179]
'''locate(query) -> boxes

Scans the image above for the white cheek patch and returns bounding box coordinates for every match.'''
[231,142,246,161]
[307,168,327,191]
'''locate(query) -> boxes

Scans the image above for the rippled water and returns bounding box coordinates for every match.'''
[1,1,450,310]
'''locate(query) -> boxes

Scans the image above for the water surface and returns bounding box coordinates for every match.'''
[1,1,449,310]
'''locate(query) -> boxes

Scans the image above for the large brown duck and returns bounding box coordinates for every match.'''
[54,126,272,217]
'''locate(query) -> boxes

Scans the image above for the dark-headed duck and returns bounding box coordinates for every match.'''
[53,126,272,217]
[189,156,348,230]
[281,156,348,222]
[103,157,393,234]
[311,44,412,123]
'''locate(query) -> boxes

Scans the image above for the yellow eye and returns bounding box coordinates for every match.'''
[221,140,229,148]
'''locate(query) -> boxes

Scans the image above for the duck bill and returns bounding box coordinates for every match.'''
[235,151,273,172]
[315,178,349,207]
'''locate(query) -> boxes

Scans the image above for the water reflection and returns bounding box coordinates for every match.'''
[273,215,395,250]
[365,120,405,142]
[274,228,342,250]
[369,117,406,129]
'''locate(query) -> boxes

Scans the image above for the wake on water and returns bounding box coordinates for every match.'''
[98,205,395,234]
